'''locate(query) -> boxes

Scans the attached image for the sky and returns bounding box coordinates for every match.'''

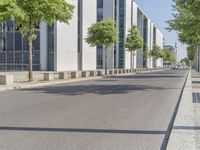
[135,0,187,61]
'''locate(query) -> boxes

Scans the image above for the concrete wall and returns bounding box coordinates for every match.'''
[132,2,138,69]
[124,0,132,69]
[55,0,78,71]
[82,0,97,70]
[40,22,48,71]
[155,28,164,68]
[148,22,154,68]
[146,20,152,68]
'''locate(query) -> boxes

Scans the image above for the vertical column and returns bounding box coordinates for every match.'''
[40,22,48,71]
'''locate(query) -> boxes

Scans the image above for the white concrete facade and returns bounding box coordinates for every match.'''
[156,29,164,68]
[39,0,97,72]
[81,0,97,71]
[39,0,164,72]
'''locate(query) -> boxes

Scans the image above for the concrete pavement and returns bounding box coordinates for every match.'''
[167,70,200,150]
[0,69,187,150]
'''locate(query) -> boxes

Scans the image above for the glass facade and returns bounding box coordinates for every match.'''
[47,24,55,71]
[118,0,125,69]
[0,20,40,71]
[114,0,117,69]
[97,0,104,69]
[78,0,83,70]
[143,17,148,67]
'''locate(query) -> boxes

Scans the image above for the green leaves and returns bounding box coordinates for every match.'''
[0,0,74,81]
[86,19,117,49]
[149,45,176,63]
[0,0,74,39]
[163,49,176,63]
[187,45,196,60]
[167,0,200,49]
[149,45,165,59]
[125,25,143,52]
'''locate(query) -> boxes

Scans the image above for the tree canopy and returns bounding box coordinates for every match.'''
[125,25,143,52]
[149,45,165,59]
[86,19,117,48]
[187,45,196,61]
[0,0,74,81]
[86,19,117,75]
[0,0,74,37]
[167,0,200,62]
[163,49,176,63]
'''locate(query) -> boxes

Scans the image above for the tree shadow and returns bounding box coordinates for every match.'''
[22,84,164,96]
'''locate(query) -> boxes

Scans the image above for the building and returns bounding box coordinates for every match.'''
[97,0,164,70]
[0,0,164,72]
[0,0,97,72]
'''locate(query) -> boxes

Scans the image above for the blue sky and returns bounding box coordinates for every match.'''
[135,0,187,61]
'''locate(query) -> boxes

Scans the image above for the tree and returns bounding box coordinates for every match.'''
[180,57,190,67]
[167,0,200,68]
[86,19,117,75]
[187,46,196,61]
[0,0,74,81]
[181,60,187,66]
[163,49,176,64]
[149,45,165,59]
[125,25,143,68]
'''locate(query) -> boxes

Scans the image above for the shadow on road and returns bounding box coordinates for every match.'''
[0,126,167,135]
[22,84,164,96]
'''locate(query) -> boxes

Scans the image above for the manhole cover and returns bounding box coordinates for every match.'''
[192,93,200,103]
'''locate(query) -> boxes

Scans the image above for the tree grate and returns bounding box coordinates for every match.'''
[192,93,200,103]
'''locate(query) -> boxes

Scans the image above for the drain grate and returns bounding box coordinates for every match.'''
[192,93,200,103]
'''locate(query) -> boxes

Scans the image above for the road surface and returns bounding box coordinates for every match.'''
[0,69,187,150]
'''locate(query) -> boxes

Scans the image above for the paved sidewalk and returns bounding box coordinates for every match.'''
[167,70,200,150]
[191,71,200,150]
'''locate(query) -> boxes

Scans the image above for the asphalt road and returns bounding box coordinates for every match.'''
[0,69,187,150]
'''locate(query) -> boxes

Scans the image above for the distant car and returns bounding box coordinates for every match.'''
[171,65,178,69]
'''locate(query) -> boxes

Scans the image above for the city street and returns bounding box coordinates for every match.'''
[0,69,187,150]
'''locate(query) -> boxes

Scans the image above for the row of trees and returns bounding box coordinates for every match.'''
[167,0,200,62]
[149,45,176,63]
[86,20,176,74]
[86,20,143,75]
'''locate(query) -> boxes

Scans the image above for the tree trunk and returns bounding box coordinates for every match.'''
[131,51,136,69]
[28,39,33,82]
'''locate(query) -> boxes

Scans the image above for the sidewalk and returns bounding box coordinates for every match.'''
[167,70,200,150]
